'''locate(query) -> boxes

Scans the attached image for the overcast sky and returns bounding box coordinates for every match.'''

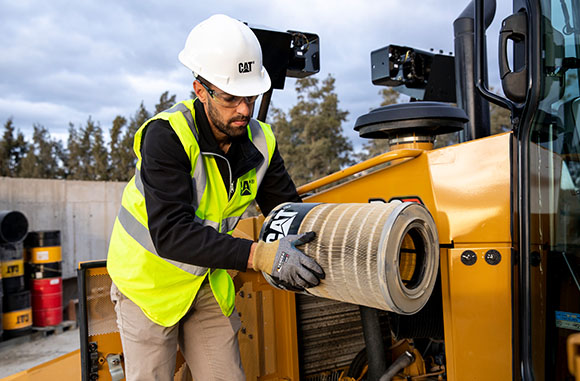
[0,0,512,151]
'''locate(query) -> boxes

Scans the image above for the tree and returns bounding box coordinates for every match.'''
[433,126,461,149]
[117,102,150,181]
[435,90,511,148]
[66,123,83,179]
[91,124,109,181]
[18,124,63,178]
[77,117,98,180]
[63,117,108,180]
[0,118,29,177]
[155,91,177,114]
[358,88,403,160]
[109,116,128,181]
[490,101,511,135]
[270,74,352,186]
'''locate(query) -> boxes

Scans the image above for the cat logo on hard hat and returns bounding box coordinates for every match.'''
[238,61,255,73]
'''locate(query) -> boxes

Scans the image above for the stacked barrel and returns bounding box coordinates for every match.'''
[0,210,31,339]
[24,231,63,327]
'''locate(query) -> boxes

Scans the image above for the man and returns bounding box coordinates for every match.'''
[106,14,325,381]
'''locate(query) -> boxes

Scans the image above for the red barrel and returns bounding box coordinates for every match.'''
[30,277,62,327]
[25,231,63,327]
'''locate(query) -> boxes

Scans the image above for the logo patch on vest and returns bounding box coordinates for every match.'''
[240,180,253,196]
[238,61,255,73]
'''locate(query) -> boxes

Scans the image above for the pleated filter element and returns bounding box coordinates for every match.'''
[260,202,439,315]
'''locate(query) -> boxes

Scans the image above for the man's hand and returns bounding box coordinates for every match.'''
[252,232,325,289]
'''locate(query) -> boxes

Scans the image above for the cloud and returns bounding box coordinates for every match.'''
[0,97,86,130]
[0,0,514,150]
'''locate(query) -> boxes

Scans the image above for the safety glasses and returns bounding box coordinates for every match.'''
[198,80,259,108]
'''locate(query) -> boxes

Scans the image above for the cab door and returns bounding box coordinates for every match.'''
[517,0,580,379]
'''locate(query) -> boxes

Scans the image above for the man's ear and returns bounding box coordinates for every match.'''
[193,81,207,103]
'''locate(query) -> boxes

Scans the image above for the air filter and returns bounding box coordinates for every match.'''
[260,202,439,315]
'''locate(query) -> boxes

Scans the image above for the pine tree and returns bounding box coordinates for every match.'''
[0,118,29,177]
[155,91,177,114]
[76,117,98,180]
[490,101,511,135]
[0,119,15,176]
[66,123,82,179]
[91,124,109,181]
[18,148,38,178]
[359,88,403,159]
[64,117,108,180]
[109,116,127,181]
[18,124,62,178]
[118,102,150,181]
[271,75,352,186]
[12,132,29,176]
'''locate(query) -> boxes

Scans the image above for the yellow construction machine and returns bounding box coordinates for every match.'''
[6,0,580,380]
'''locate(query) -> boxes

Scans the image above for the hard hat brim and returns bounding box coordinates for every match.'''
[221,68,271,97]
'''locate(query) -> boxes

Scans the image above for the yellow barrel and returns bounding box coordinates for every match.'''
[260,202,439,315]
[2,290,32,339]
[25,231,62,279]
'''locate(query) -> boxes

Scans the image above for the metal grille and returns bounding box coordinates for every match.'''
[297,294,365,376]
[87,273,117,336]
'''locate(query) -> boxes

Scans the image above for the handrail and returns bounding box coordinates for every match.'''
[474,0,515,112]
[297,148,423,195]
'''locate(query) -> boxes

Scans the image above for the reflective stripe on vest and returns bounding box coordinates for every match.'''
[117,205,208,276]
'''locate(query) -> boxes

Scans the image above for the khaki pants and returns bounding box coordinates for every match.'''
[111,281,245,381]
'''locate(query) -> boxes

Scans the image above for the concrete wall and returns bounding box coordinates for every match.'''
[0,177,126,279]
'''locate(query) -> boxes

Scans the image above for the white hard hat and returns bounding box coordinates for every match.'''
[178,14,271,97]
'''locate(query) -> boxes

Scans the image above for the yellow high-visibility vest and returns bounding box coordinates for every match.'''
[107,99,275,327]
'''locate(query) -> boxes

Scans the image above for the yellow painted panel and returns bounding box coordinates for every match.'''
[89,332,124,381]
[303,133,512,246]
[441,247,513,380]
[237,281,261,380]
[428,133,512,244]
[262,290,278,375]
[234,270,300,380]
[1,349,81,381]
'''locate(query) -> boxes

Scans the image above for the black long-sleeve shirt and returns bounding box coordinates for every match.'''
[140,99,300,271]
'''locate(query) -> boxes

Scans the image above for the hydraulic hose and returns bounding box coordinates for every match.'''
[360,306,388,381]
[379,351,415,381]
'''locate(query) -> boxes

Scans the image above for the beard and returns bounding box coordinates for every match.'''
[206,100,250,139]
